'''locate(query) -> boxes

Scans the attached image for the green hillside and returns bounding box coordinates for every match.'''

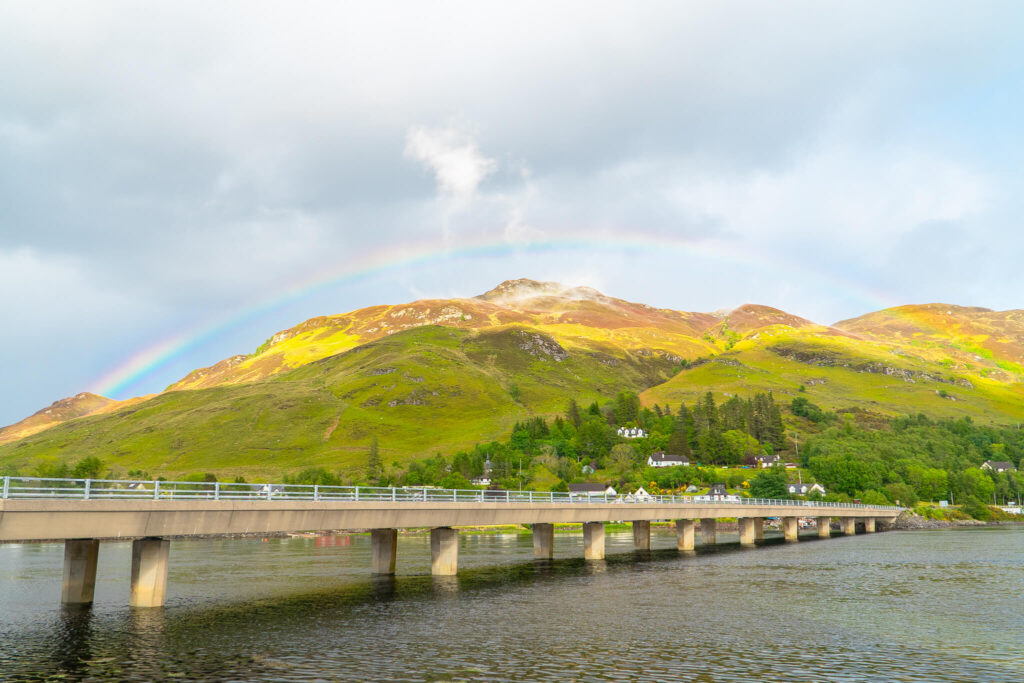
[3,282,1024,482]
[0,325,678,480]
[643,326,1024,423]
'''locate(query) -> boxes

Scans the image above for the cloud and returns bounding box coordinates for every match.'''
[404,124,497,205]
[2,0,1024,425]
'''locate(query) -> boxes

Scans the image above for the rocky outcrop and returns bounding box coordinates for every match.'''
[769,345,974,388]
[514,330,568,361]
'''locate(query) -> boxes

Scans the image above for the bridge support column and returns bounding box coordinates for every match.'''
[754,517,764,540]
[738,518,756,545]
[700,519,717,545]
[61,539,99,605]
[863,517,876,533]
[817,517,831,538]
[430,527,458,576]
[130,538,169,608]
[371,529,398,575]
[583,522,605,560]
[840,517,857,535]
[632,520,651,550]
[782,517,799,542]
[533,523,554,558]
[675,519,695,551]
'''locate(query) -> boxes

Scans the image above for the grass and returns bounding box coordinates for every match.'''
[0,325,678,480]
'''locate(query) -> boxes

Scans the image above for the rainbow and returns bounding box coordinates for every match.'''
[89,233,897,399]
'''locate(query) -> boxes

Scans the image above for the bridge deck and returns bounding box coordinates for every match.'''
[0,498,900,542]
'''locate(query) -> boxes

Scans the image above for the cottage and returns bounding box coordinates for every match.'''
[616,426,647,439]
[707,483,728,499]
[787,482,826,496]
[647,451,690,468]
[753,454,781,469]
[568,483,618,498]
[629,486,655,502]
[472,475,492,487]
[981,460,1016,473]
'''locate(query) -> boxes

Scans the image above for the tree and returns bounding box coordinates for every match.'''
[367,436,381,478]
[566,399,582,429]
[610,443,637,472]
[749,468,788,498]
[614,392,640,425]
[71,457,104,479]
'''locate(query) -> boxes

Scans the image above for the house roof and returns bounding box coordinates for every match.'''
[648,451,689,463]
[568,483,611,493]
[984,460,1016,470]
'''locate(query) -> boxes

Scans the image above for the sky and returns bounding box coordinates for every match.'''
[2,1,1024,425]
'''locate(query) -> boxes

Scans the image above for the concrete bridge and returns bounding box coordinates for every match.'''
[0,477,901,608]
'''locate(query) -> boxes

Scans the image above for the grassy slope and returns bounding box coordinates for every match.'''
[0,325,679,479]
[642,326,1024,422]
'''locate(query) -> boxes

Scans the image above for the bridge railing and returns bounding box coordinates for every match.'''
[0,476,901,511]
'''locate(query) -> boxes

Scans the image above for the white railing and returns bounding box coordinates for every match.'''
[0,476,901,511]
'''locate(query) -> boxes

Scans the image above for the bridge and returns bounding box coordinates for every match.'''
[0,476,902,608]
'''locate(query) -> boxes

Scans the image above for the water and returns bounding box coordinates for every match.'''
[1,527,1022,681]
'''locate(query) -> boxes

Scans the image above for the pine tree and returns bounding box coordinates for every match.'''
[367,436,381,479]
[567,399,582,429]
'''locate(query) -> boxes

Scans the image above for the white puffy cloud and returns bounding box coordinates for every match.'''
[404,124,497,204]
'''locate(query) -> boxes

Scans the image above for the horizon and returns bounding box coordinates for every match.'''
[4,2,1024,424]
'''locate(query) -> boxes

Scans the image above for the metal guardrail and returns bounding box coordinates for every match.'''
[0,477,901,511]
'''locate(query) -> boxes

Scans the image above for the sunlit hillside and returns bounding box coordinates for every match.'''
[2,281,1024,478]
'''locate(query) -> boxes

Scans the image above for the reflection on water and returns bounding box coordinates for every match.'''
[2,527,1024,681]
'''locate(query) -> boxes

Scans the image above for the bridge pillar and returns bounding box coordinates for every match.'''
[840,517,857,535]
[738,518,757,545]
[130,538,170,608]
[371,529,398,575]
[583,522,605,560]
[754,517,764,540]
[430,527,458,576]
[675,519,695,551]
[782,517,799,542]
[817,517,831,538]
[632,520,651,550]
[532,523,554,558]
[863,517,876,533]
[61,539,100,605]
[700,518,717,545]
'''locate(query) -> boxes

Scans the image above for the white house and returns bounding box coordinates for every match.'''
[647,451,690,468]
[695,483,740,502]
[754,454,781,469]
[787,482,826,496]
[981,460,1016,473]
[616,426,647,439]
[472,475,492,487]
[627,486,656,502]
[568,483,618,499]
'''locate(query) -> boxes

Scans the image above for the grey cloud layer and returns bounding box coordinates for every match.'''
[2,1,1023,423]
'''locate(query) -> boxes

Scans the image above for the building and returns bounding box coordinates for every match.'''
[707,483,728,499]
[616,426,647,439]
[647,451,690,468]
[471,476,492,487]
[981,460,1016,473]
[787,482,826,496]
[628,486,655,502]
[753,454,781,469]
[568,483,618,498]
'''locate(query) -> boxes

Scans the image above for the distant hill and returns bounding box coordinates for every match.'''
[3,281,1023,478]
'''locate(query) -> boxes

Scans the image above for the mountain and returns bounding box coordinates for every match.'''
[168,279,717,391]
[2,281,1024,478]
[0,393,125,445]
